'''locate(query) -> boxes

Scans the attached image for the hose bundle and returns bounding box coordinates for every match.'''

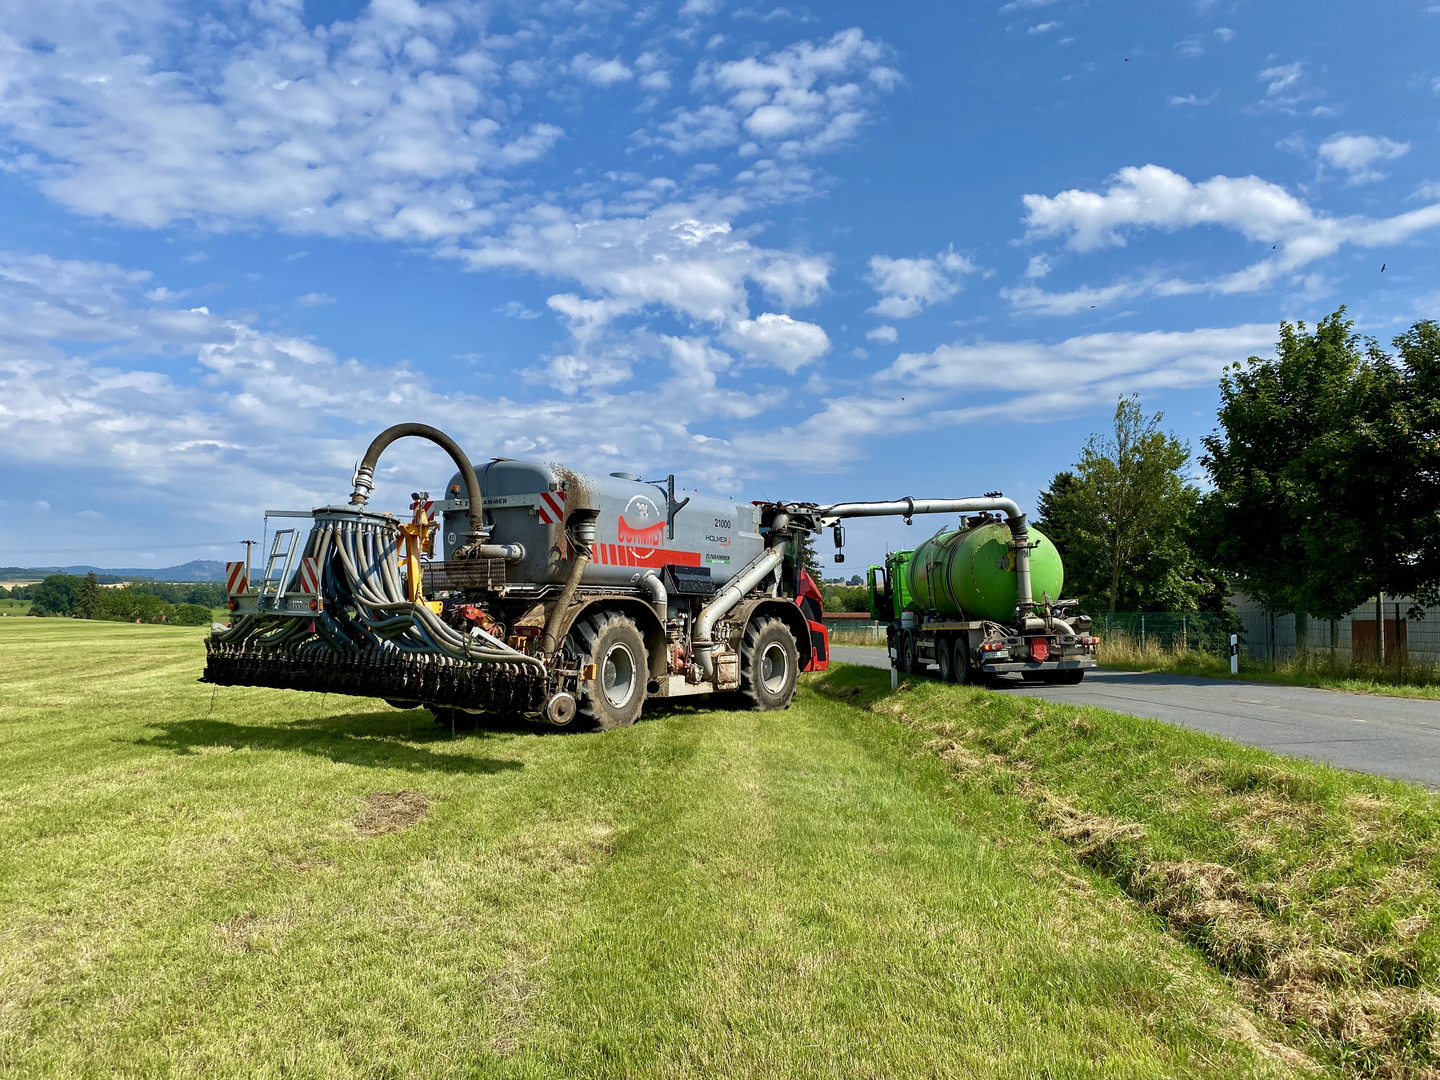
[212,509,544,676]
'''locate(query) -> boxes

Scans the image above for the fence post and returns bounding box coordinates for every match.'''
[1141,614,1146,648]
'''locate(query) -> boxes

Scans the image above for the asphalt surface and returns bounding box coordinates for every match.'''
[830,645,1440,789]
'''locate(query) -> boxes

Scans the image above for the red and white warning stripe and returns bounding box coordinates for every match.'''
[293,556,321,595]
[409,498,434,518]
[537,489,565,525]
[225,561,248,596]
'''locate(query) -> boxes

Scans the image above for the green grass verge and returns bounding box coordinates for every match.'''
[813,666,1440,1077]
[0,619,1300,1079]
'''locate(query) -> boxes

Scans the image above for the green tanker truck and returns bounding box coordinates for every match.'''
[866,512,1098,685]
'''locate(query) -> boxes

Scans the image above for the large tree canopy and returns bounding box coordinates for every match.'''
[1037,397,1202,612]
[1199,311,1440,619]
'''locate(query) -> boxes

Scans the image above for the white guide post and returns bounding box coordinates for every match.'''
[1229,633,1239,675]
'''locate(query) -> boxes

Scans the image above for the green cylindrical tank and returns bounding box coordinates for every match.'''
[904,522,1064,622]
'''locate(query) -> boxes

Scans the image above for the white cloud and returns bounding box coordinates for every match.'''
[648,28,893,158]
[866,325,898,342]
[0,2,568,240]
[1023,254,1053,278]
[1016,163,1440,310]
[1028,22,1061,34]
[571,54,635,87]
[724,313,830,371]
[1168,91,1219,106]
[1253,61,1324,113]
[1214,27,1235,42]
[295,292,335,307]
[1318,134,1410,184]
[1175,36,1204,56]
[496,300,542,319]
[732,324,1277,469]
[866,246,977,318]
[999,0,1060,10]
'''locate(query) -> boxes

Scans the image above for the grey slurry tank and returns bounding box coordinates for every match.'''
[439,460,763,589]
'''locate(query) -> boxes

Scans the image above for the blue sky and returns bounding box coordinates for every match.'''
[2,0,1438,570]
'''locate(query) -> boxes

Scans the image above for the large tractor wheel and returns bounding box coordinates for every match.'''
[567,611,647,729]
[740,617,799,711]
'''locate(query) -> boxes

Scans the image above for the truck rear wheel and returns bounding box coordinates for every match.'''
[936,635,958,683]
[740,617,799,711]
[568,611,647,729]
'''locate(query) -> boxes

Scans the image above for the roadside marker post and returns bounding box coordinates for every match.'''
[1229,634,1239,675]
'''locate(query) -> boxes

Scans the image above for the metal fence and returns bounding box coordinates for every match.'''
[1097,599,1440,667]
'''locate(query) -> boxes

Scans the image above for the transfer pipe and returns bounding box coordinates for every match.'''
[692,513,791,680]
[817,496,1035,617]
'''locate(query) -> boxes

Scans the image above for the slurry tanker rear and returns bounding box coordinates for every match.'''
[867,509,1099,685]
[203,423,1079,727]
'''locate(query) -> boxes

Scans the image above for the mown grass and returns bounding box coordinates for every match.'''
[1100,634,1440,701]
[0,599,32,616]
[0,619,1300,1079]
[814,665,1440,1077]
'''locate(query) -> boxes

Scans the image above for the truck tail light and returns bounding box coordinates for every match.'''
[981,641,1005,652]
[1080,636,1099,646]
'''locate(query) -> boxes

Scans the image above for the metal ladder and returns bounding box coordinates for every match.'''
[258,529,300,601]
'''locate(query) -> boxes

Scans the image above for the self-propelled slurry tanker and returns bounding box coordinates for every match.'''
[867,507,1099,685]
[203,423,1075,728]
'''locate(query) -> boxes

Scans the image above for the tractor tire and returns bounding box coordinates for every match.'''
[936,635,958,683]
[567,611,647,729]
[739,617,799,711]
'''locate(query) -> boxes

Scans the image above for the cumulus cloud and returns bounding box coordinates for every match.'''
[648,28,895,157]
[724,313,830,371]
[1016,163,1440,309]
[571,53,634,87]
[1168,91,1219,106]
[866,325,898,342]
[295,292,335,307]
[866,246,977,318]
[1318,134,1410,184]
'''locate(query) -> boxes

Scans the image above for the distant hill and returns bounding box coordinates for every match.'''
[0,560,226,582]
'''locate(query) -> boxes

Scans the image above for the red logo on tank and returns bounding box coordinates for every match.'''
[618,516,665,548]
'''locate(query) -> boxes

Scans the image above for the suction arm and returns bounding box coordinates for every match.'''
[807,496,1035,617]
[349,423,486,549]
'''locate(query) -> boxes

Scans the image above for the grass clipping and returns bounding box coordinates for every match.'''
[817,669,1440,1078]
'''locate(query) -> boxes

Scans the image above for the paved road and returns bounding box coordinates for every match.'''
[831,645,1440,789]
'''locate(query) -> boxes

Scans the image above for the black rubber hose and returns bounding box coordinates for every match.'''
[348,423,484,543]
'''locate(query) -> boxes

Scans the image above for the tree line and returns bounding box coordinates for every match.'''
[7,573,222,624]
[1037,310,1440,622]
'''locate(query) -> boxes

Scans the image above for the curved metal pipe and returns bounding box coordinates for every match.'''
[638,570,667,619]
[348,423,486,546]
[693,533,788,680]
[818,496,1034,617]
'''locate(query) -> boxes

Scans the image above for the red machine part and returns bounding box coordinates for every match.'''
[796,568,830,672]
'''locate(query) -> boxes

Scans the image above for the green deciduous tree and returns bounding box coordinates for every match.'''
[28,574,83,617]
[1037,397,1203,612]
[1198,311,1440,620]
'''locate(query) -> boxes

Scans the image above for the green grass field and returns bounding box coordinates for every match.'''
[6,620,1438,1078]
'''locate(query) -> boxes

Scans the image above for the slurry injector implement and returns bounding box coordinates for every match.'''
[203,423,1074,728]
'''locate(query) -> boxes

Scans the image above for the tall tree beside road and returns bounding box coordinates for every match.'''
[1199,311,1440,620]
[1037,397,1201,612]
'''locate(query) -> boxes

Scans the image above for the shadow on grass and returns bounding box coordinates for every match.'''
[136,710,525,775]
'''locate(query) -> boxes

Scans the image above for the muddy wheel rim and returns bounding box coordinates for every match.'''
[760,640,789,695]
[602,642,637,708]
